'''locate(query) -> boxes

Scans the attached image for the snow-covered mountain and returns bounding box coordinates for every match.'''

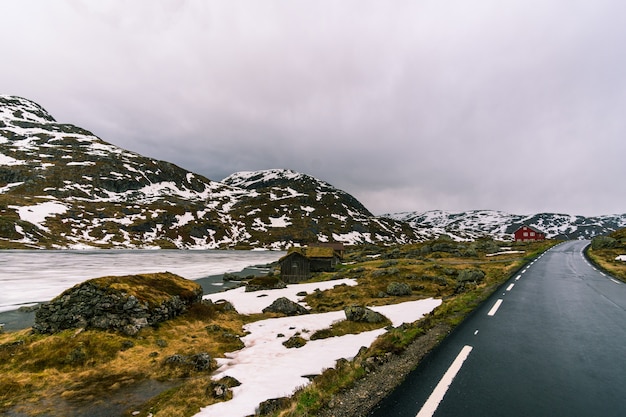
[386,210,626,241]
[0,95,417,249]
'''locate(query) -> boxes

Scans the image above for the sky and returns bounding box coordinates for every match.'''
[1,0,625,216]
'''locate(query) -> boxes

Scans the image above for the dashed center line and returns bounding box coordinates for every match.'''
[487,299,503,316]
[416,345,474,417]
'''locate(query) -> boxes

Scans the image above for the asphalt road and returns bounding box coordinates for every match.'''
[369,241,626,417]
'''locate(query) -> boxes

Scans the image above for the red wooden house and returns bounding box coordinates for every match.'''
[513,225,546,242]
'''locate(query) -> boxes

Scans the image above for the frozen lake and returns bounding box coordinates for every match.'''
[0,249,285,313]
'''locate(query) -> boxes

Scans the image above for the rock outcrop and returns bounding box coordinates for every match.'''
[33,272,203,336]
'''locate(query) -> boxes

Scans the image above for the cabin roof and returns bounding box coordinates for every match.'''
[514,224,544,234]
[280,246,337,262]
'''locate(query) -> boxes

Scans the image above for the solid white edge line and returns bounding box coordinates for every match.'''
[487,299,503,316]
[416,345,474,417]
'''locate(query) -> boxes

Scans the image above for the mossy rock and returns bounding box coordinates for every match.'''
[33,272,203,336]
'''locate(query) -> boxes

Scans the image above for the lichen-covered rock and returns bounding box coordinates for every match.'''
[165,352,214,371]
[262,297,309,316]
[344,305,386,323]
[282,335,307,349]
[33,272,202,336]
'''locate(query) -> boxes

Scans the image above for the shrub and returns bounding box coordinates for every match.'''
[378,260,398,268]
[475,239,500,253]
[386,282,412,296]
[591,236,617,250]
[457,269,485,283]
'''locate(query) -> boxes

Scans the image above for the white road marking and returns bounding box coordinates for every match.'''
[487,299,503,316]
[416,345,474,417]
[506,283,515,291]
[515,275,521,281]
[611,279,620,284]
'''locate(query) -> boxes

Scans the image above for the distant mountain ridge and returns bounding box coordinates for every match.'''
[1,95,624,249]
[385,210,626,241]
[0,95,417,249]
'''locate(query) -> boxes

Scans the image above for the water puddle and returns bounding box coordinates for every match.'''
[5,379,179,417]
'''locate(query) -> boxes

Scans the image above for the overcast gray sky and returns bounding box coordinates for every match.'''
[2,0,625,216]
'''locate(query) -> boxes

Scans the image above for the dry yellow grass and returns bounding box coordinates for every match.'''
[587,247,626,281]
[0,302,248,416]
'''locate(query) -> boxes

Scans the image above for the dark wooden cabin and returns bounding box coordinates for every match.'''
[279,246,341,283]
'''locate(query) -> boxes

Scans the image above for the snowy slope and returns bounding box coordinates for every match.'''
[0,96,418,249]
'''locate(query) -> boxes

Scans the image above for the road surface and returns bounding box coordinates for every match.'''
[369,240,626,417]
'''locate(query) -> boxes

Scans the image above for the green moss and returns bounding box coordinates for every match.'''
[91,272,201,306]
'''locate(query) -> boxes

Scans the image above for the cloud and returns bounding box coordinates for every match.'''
[1,0,625,216]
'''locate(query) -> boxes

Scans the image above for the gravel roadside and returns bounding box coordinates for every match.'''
[317,322,452,417]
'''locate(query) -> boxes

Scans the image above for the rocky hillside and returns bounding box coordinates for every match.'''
[0,95,417,249]
[386,210,626,241]
[222,169,417,246]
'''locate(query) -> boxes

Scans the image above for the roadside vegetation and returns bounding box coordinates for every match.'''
[0,238,555,416]
[586,228,626,282]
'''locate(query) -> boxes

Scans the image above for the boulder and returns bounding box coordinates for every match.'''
[344,305,386,323]
[257,397,291,416]
[262,297,309,316]
[245,276,287,292]
[33,272,202,336]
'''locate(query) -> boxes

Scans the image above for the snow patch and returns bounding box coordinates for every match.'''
[203,279,358,314]
[486,250,525,257]
[12,202,68,232]
[268,215,292,228]
[0,153,24,166]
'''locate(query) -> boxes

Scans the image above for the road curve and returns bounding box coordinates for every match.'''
[369,240,626,417]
